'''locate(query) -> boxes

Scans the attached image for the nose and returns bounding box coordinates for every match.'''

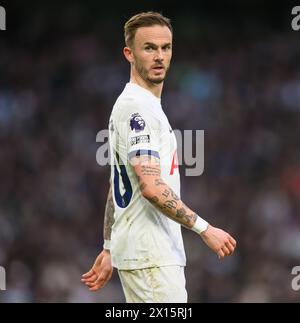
[154,48,164,61]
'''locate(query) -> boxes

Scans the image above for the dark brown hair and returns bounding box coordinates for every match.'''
[124,12,173,48]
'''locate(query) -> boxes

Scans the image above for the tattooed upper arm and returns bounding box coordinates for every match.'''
[131,155,161,192]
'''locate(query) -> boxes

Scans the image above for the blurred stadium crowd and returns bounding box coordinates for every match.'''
[0,2,300,302]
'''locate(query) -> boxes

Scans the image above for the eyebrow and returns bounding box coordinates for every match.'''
[143,42,171,47]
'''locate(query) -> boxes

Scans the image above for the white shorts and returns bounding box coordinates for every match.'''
[118,265,187,303]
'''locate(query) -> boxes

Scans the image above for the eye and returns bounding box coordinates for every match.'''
[162,45,171,51]
[145,46,154,52]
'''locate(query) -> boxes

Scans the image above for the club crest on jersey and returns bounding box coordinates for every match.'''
[130,113,146,132]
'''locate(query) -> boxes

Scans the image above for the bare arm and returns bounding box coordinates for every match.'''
[133,155,199,228]
[131,155,237,259]
[135,157,197,229]
[103,183,115,243]
[81,183,114,291]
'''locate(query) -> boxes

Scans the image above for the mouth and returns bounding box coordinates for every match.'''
[152,66,165,72]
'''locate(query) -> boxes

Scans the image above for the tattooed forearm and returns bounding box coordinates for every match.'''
[154,178,166,186]
[163,200,178,210]
[171,190,179,201]
[176,209,197,223]
[133,155,197,229]
[176,207,187,218]
[103,184,115,241]
[147,184,197,228]
[162,189,170,198]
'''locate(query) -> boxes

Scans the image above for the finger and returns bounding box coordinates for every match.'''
[227,238,237,251]
[225,241,235,254]
[229,236,237,247]
[222,245,231,256]
[81,273,98,283]
[226,243,234,255]
[82,269,95,279]
[218,249,225,259]
[94,275,109,289]
[81,275,97,283]
[88,274,111,291]
[84,274,107,289]
[85,281,97,287]
[95,270,112,289]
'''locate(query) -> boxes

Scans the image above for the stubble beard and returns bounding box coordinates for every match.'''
[134,59,169,85]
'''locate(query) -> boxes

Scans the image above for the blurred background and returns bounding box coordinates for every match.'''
[0,0,300,302]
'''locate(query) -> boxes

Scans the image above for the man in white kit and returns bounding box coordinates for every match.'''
[82,11,237,303]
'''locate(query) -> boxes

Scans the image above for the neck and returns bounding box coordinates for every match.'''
[130,70,163,98]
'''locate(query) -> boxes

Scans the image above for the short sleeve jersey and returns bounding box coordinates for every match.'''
[109,82,186,270]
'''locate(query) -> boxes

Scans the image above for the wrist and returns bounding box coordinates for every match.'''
[191,216,209,235]
[103,239,111,250]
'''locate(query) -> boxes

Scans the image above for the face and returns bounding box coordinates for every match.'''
[128,25,172,84]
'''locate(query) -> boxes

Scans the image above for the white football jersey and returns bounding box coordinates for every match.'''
[109,82,186,270]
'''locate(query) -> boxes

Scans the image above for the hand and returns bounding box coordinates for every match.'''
[81,249,113,291]
[200,225,237,259]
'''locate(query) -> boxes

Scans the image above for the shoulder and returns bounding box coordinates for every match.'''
[114,95,158,124]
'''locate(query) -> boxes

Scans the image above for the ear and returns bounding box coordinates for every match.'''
[123,47,134,63]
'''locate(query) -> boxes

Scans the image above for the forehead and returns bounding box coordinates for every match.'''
[134,25,172,46]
